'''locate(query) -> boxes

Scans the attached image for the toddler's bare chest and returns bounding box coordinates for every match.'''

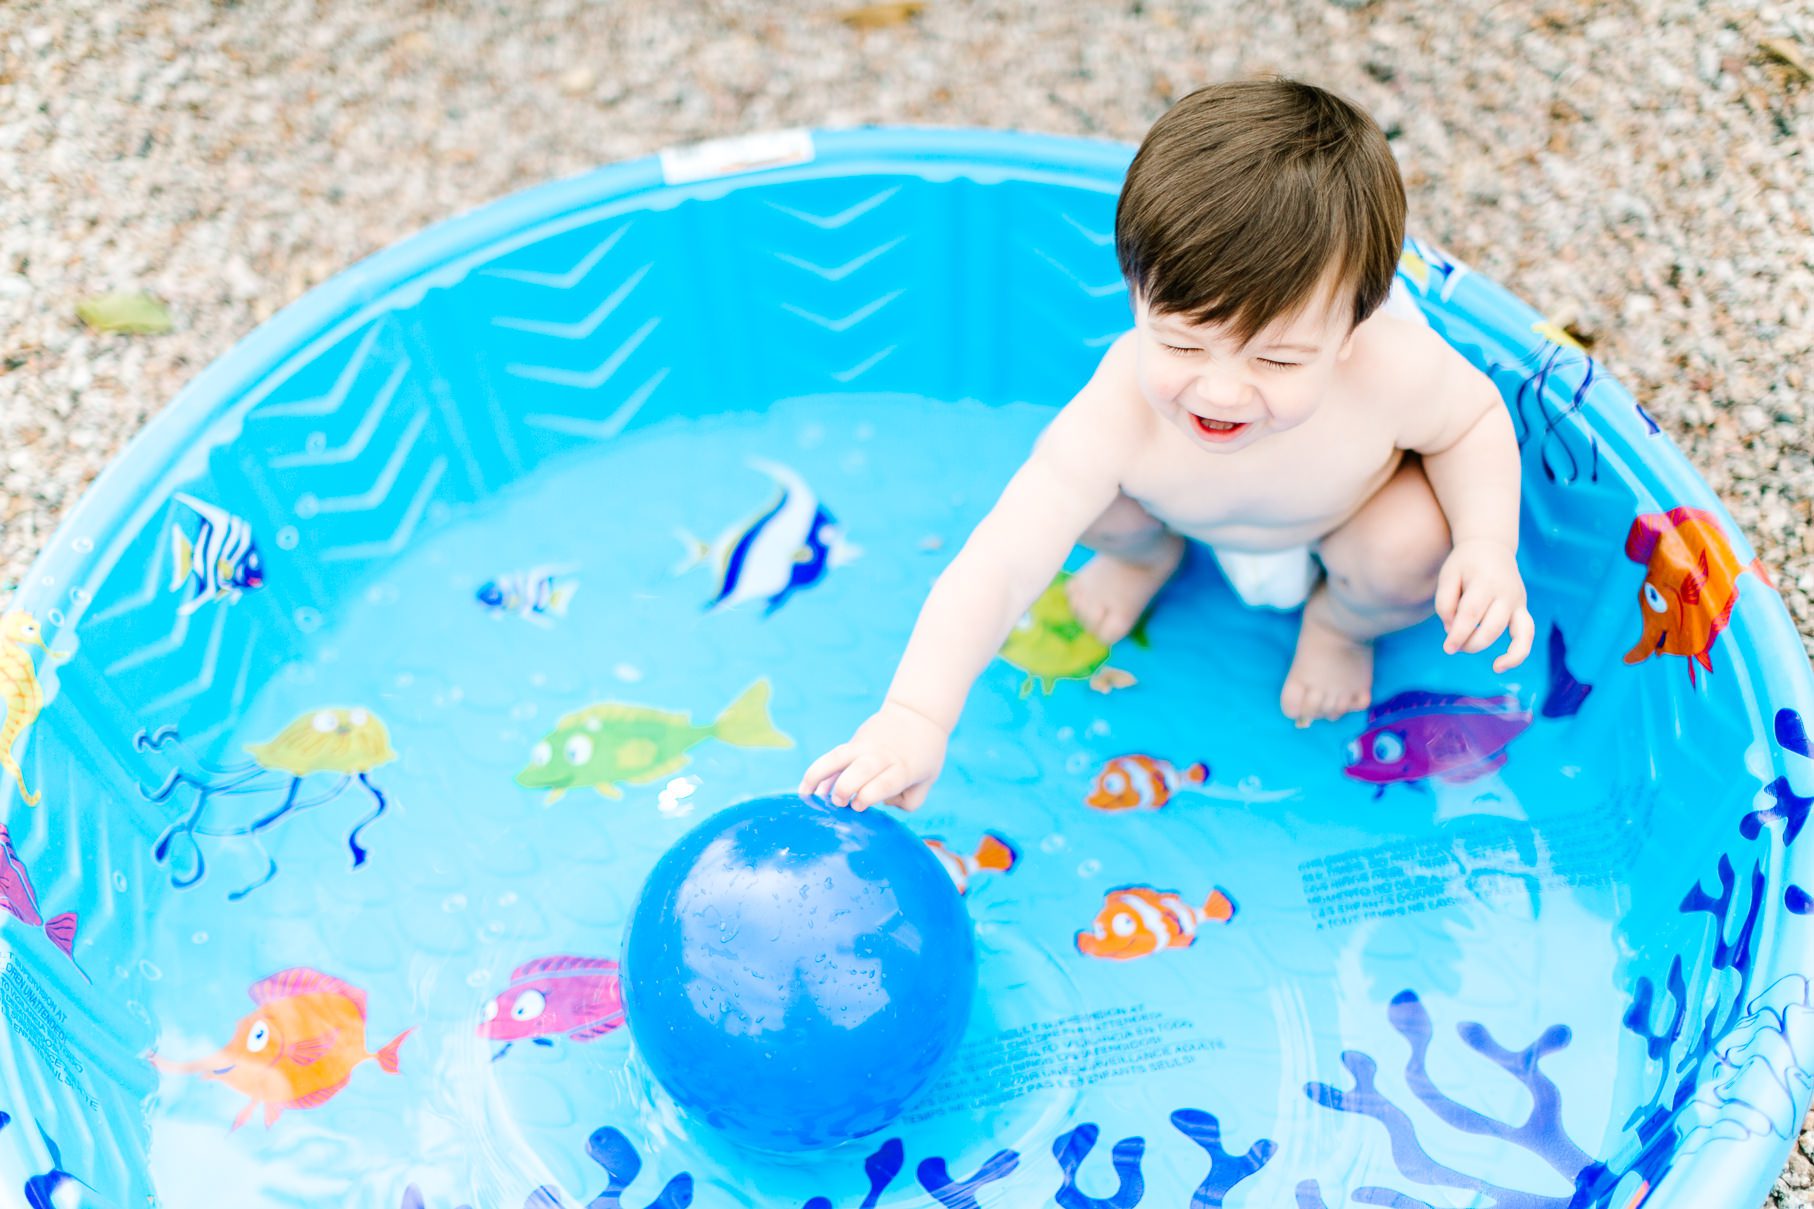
[1121,427,1403,544]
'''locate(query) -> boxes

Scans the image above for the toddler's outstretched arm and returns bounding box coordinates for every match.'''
[800,338,1139,811]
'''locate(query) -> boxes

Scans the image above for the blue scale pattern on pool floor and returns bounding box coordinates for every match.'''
[117,391,1687,1208]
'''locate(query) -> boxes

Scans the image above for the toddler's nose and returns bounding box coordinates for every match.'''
[1193,370,1249,412]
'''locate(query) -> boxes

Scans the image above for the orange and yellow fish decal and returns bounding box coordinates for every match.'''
[1076,885,1236,961]
[1622,507,1769,684]
[150,967,410,1130]
[1086,755,1209,812]
[925,833,1018,895]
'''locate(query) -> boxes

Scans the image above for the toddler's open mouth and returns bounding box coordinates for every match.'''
[1193,414,1250,442]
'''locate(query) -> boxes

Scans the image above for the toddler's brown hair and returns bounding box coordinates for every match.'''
[1116,78,1406,344]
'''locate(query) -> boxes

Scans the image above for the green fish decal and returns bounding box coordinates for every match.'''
[998,572,1142,697]
[516,679,792,802]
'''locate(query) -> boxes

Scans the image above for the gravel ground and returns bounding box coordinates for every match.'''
[2,0,1812,1199]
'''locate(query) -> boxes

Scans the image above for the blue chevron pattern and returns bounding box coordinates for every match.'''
[60,170,1119,729]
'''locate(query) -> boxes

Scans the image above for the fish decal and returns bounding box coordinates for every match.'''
[1000,572,1140,696]
[925,833,1019,895]
[1086,755,1209,811]
[2,610,68,807]
[0,824,84,979]
[676,459,859,614]
[1345,624,1592,793]
[1622,506,1769,684]
[1344,692,1530,787]
[1076,885,1236,961]
[516,679,792,802]
[168,493,264,615]
[480,955,625,1059]
[477,567,579,625]
[149,967,410,1130]
[21,1125,106,1209]
[1397,237,1468,301]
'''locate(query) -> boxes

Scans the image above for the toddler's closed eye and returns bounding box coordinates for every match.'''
[1256,358,1302,370]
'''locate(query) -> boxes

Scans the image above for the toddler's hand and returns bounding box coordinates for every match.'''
[1435,538,1535,673]
[798,701,949,812]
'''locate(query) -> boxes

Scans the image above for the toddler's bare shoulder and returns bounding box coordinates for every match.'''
[1354,316,1499,449]
[1062,332,1150,426]
[1036,331,1150,471]
[1360,316,1485,394]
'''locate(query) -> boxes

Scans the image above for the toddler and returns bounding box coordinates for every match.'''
[803,78,1533,811]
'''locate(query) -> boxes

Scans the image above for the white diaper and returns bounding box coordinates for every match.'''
[1209,545,1320,611]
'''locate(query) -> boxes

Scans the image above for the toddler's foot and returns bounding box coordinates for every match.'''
[1280,591,1374,727]
[1066,535,1185,645]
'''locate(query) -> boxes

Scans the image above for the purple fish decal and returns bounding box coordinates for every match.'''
[0,825,85,980]
[1344,692,1531,787]
[479,955,624,1059]
[1345,625,1591,792]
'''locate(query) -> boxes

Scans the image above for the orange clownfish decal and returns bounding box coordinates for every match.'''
[1076,885,1236,961]
[925,833,1019,895]
[1622,507,1769,684]
[1085,755,1209,812]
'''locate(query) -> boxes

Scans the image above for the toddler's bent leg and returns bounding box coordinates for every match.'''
[1281,456,1451,725]
[1066,492,1186,645]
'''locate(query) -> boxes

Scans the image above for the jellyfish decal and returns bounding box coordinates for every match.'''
[136,706,397,899]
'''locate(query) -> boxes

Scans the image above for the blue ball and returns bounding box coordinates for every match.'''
[622,793,977,1151]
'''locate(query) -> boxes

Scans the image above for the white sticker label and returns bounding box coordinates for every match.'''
[659,128,816,185]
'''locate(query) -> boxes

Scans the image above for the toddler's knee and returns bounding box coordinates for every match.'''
[1330,529,1448,610]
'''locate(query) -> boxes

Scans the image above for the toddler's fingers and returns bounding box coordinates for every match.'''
[1434,562,1462,626]
[800,745,855,796]
[895,781,933,811]
[1444,590,1488,654]
[1462,600,1512,654]
[853,766,909,812]
[1495,608,1537,672]
[830,752,890,808]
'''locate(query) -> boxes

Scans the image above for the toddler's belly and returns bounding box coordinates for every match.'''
[1133,450,1405,554]
[1166,518,1330,553]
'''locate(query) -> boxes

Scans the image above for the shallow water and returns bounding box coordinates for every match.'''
[132,392,1668,1207]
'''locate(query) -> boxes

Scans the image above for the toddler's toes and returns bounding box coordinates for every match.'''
[1282,604,1376,727]
[1065,544,1183,646]
[1279,676,1308,724]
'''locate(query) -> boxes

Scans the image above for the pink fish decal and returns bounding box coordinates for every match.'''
[480,955,624,1059]
[0,824,84,981]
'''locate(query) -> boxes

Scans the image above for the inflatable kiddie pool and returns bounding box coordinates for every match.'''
[4,128,1813,1209]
